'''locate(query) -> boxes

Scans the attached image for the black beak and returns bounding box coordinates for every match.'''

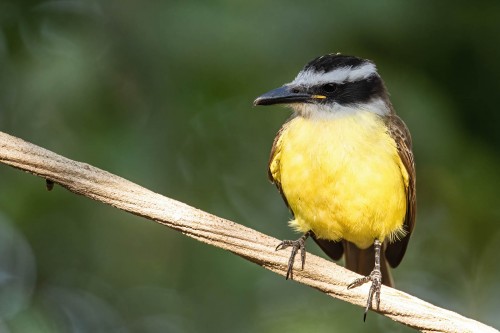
[254,86,315,106]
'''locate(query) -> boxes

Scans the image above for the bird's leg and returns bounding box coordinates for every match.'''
[275,230,312,280]
[347,239,382,321]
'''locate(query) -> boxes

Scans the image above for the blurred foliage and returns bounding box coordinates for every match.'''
[0,0,499,332]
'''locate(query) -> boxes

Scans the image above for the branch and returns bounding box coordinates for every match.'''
[0,131,496,333]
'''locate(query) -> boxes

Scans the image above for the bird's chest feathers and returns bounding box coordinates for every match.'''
[270,111,407,248]
[279,112,396,177]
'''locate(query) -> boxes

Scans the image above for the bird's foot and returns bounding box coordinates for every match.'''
[347,267,382,321]
[275,231,311,280]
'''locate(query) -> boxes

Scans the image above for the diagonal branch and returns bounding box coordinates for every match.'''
[0,131,497,333]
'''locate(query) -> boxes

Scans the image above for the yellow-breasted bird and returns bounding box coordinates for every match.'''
[254,53,416,319]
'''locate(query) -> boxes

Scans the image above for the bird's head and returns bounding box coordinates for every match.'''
[254,53,393,118]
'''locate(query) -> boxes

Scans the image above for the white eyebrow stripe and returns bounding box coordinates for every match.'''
[290,62,377,86]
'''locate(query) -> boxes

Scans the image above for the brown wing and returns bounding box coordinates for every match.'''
[267,117,296,209]
[384,114,416,268]
[312,235,344,261]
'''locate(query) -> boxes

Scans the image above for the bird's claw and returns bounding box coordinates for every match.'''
[275,231,311,280]
[348,268,382,321]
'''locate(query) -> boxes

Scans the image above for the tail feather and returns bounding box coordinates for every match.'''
[344,241,394,287]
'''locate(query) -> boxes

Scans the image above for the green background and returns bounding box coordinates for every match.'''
[0,1,499,332]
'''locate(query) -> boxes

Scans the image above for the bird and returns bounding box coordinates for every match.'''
[253,53,416,319]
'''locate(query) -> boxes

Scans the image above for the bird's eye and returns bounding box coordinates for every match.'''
[321,83,337,93]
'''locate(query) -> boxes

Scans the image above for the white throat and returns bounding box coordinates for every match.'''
[290,98,391,119]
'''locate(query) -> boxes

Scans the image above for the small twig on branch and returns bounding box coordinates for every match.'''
[0,131,497,333]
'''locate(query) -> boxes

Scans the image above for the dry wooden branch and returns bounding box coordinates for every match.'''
[0,131,497,333]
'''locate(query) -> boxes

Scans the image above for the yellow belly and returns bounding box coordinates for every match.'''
[270,111,408,249]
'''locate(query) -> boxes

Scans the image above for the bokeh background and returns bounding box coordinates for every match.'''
[0,1,499,332]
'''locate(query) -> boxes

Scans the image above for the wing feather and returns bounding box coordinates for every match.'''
[385,114,416,268]
[268,118,294,208]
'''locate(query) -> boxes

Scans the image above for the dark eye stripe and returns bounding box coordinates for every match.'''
[309,75,384,105]
[321,83,338,93]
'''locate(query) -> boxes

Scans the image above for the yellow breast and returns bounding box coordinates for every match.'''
[270,111,408,249]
